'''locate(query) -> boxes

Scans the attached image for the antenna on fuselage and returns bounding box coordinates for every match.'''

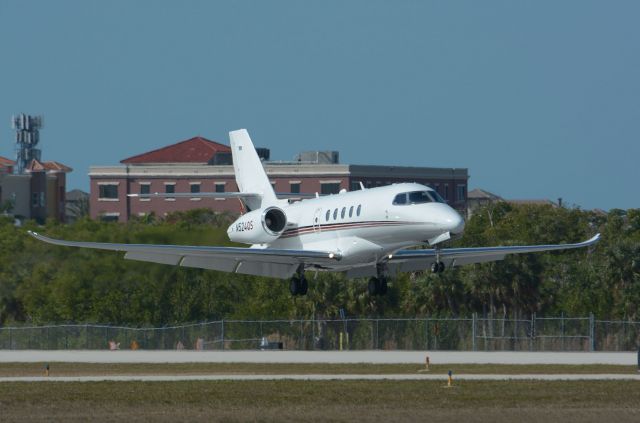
[359,182,365,190]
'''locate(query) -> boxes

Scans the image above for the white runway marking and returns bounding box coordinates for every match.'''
[0,350,636,365]
[0,374,639,382]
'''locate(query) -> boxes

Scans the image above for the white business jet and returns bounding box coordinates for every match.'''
[29,129,600,296]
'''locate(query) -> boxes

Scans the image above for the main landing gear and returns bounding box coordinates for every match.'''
[289,267,308,297]
[368,264,389,296]
[368,276,388,296]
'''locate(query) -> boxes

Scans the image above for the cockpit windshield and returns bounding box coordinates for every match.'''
[392,190,445,205]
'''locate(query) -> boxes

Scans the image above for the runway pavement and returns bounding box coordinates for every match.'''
[1,373,639,382]
[0,350,636,365]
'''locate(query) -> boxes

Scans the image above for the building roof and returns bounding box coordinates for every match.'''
[66,189,89,201]
[0,156,16,167]
[468,188,502,200]
[26,159,72,173]
[121,136,231,164]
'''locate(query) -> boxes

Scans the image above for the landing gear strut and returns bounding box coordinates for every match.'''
[289,268,308,296]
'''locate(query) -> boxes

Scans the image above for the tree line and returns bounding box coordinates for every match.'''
[0,204,638,326]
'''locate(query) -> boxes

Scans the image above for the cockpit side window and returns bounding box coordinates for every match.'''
[408,191,432,204]
[427,190,446,203]
[394,190,446,205]
[392,193,407,205]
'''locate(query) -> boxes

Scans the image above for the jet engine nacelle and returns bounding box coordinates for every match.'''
[227,206,288,244]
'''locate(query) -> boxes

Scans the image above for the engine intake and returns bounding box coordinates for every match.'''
[262,207,287,236]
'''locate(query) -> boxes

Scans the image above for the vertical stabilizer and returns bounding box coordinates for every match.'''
[229,129,277,210]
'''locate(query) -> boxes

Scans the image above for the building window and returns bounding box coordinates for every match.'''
[321,182,341,195]
[215,183,225,193]
[190,184,201,194]
[140,184,150,195]
[457,185,466,201]
[350,181,361,191]
[165,184,175,194]
[444,184,449,200]
[357,204,362,216]
[290,182,300,194]
[99,184,118,199]
[100,213,119,222]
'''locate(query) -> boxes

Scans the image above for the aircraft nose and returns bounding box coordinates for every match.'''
[445,210,465,235]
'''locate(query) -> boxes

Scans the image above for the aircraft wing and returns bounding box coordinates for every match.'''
[27,231,341,279]
[127,192,262,199]
[387,234,601,274]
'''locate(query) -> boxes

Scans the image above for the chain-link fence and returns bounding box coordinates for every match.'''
[1,315,639,351]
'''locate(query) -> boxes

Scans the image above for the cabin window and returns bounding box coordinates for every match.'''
[349,206,354,217]
[341,207,346,219]
[325,210,330,221]
[333,208,338,220]
[357,204,362,216]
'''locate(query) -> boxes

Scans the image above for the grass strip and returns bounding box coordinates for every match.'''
[0,380,639,422]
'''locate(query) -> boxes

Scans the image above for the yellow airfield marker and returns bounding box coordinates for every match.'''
[443,370,454,388]
[418,355,430,373]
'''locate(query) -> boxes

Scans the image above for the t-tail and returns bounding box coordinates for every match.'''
[229,129,278,211]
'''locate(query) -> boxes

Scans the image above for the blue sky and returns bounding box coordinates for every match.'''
[0,1,638,210]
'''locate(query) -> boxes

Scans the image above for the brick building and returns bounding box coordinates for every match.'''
[89,136,468,222]
[0,157,71,222]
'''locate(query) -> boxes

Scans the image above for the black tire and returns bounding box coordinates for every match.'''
[438,261,445,273]
[289,277,300,296]
[379,277,388,295]
[368,277,379,296]
[299,277,309,296]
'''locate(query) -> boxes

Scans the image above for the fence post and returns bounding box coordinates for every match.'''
[589,313,595,351]
[9,327,12,350]
[221,319,225,350]
[376,319,379,350]
[312,318,315,350]
[530,313,535,351]
[472,313,477,351]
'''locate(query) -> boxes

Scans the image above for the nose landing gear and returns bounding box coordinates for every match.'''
[431,261,445,273]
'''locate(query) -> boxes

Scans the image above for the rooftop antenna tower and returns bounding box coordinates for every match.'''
[11,113,43,174]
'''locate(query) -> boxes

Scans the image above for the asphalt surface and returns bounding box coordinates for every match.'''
[0,350,636,365]
[1,374,639,382]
